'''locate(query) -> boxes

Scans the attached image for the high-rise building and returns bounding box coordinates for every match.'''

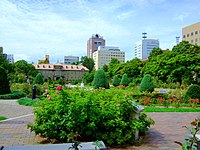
[93,46,125,70]
[87,34,105,58]
[135,39,159,60]
[64,56,79,64]
[182,22,200,46]
[6,54,14,63]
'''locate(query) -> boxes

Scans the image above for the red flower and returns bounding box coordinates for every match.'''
[56,86,63,90]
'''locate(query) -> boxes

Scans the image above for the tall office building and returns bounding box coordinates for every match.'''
[182,22,200,46]
[135,39,159,60]
[87,34,105,58]
[93,46,125,70]
[64,56,79,64]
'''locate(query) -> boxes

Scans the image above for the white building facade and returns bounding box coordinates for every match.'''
[93,46,125,70]
[135,39,159,60]
[64,56,79,64]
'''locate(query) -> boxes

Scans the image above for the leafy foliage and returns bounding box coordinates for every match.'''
[34,73,43,85]
[82,56,95,73]
[28,87,154,146]
[186,84,200,100]
[0,90,26,99]
[0,67,11,94]
[93,69,109,89]
[120,73,130,87]
[112,75,120,87]
[139,74,154,93]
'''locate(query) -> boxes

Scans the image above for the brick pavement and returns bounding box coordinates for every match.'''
[0,100,199,149]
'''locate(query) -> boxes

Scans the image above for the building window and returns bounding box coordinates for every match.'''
[191,32,194,36]
[43,65,45,68]
[195,39,198,42]
[187,34,189,37]
[191,40,194,43]
[195,31,198,34]
[183,35,186,38]
[66,66,68,68]
[49,65,51,68]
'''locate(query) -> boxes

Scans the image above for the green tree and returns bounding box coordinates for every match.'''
[148,47,163,60]
[112,75,120,87]
[93,69,109,89]
[34,73,43,85]
[83,71,95,85]
[82,56,95,73]
[186,84,200,100]
[0,67,11,94]
[140,74,154,93]
[108,58,120,78]
[102,64,108,72]
[120,73,130,87]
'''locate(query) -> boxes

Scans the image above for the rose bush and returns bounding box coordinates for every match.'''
[28,87,154,146]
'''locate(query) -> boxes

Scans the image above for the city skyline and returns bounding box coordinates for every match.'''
[0,0,200,63]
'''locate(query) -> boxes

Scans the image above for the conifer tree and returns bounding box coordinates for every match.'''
[140,74,154,93]
[120,73,130,87]
[93,69,109,89]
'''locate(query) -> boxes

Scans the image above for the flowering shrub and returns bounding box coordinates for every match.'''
[28,87,154,146]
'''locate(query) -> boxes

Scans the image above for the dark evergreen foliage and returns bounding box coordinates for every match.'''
[93,69,109,89]
[112,75,120,87]
[0,67,11,94]
[140,74,154,93]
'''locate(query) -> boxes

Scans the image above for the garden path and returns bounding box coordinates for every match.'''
[0,100,199,150]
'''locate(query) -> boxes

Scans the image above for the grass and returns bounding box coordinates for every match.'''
[17,97,41,106]
[0,116,7,121]
[144,106,200,112]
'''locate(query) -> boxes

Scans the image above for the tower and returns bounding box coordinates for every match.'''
[87,34,105,58]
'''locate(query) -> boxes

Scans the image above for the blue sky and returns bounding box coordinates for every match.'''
[0,0,200,63]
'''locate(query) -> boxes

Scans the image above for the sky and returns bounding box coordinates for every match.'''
[0,0,200,63]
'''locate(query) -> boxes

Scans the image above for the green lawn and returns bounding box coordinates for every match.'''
[144,106,200,112]
[17,97,41,106]
[0,116,7,121]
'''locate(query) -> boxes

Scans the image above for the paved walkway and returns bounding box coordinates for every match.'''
[0,100,199,149]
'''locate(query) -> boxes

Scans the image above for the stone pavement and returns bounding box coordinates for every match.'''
[0,100,200,150]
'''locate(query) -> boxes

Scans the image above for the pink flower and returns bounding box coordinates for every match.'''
[45,89,48,93]
[56,86,63,90]
[117,103,120,106]
[48,96,51,100]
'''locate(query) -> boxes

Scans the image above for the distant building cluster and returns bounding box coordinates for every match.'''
[87,34,125,70]
[0,47,14,63]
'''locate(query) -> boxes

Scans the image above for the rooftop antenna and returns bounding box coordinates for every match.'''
[176,36,180,44]
[142,32,147,40]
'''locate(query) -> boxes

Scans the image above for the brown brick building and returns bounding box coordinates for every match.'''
[33,63,89,81]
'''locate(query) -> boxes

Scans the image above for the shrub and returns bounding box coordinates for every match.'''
[34,73,43,85]
[185,84,200,100]
[120,74,130,87]
[28,87,154,146]
[11,83,31,95]
[0,90,26,99]
[112,75,120,87]
[17,97,40,106]
[139,74,154,93]
[93,69,109,89]
[0,67,11,94]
